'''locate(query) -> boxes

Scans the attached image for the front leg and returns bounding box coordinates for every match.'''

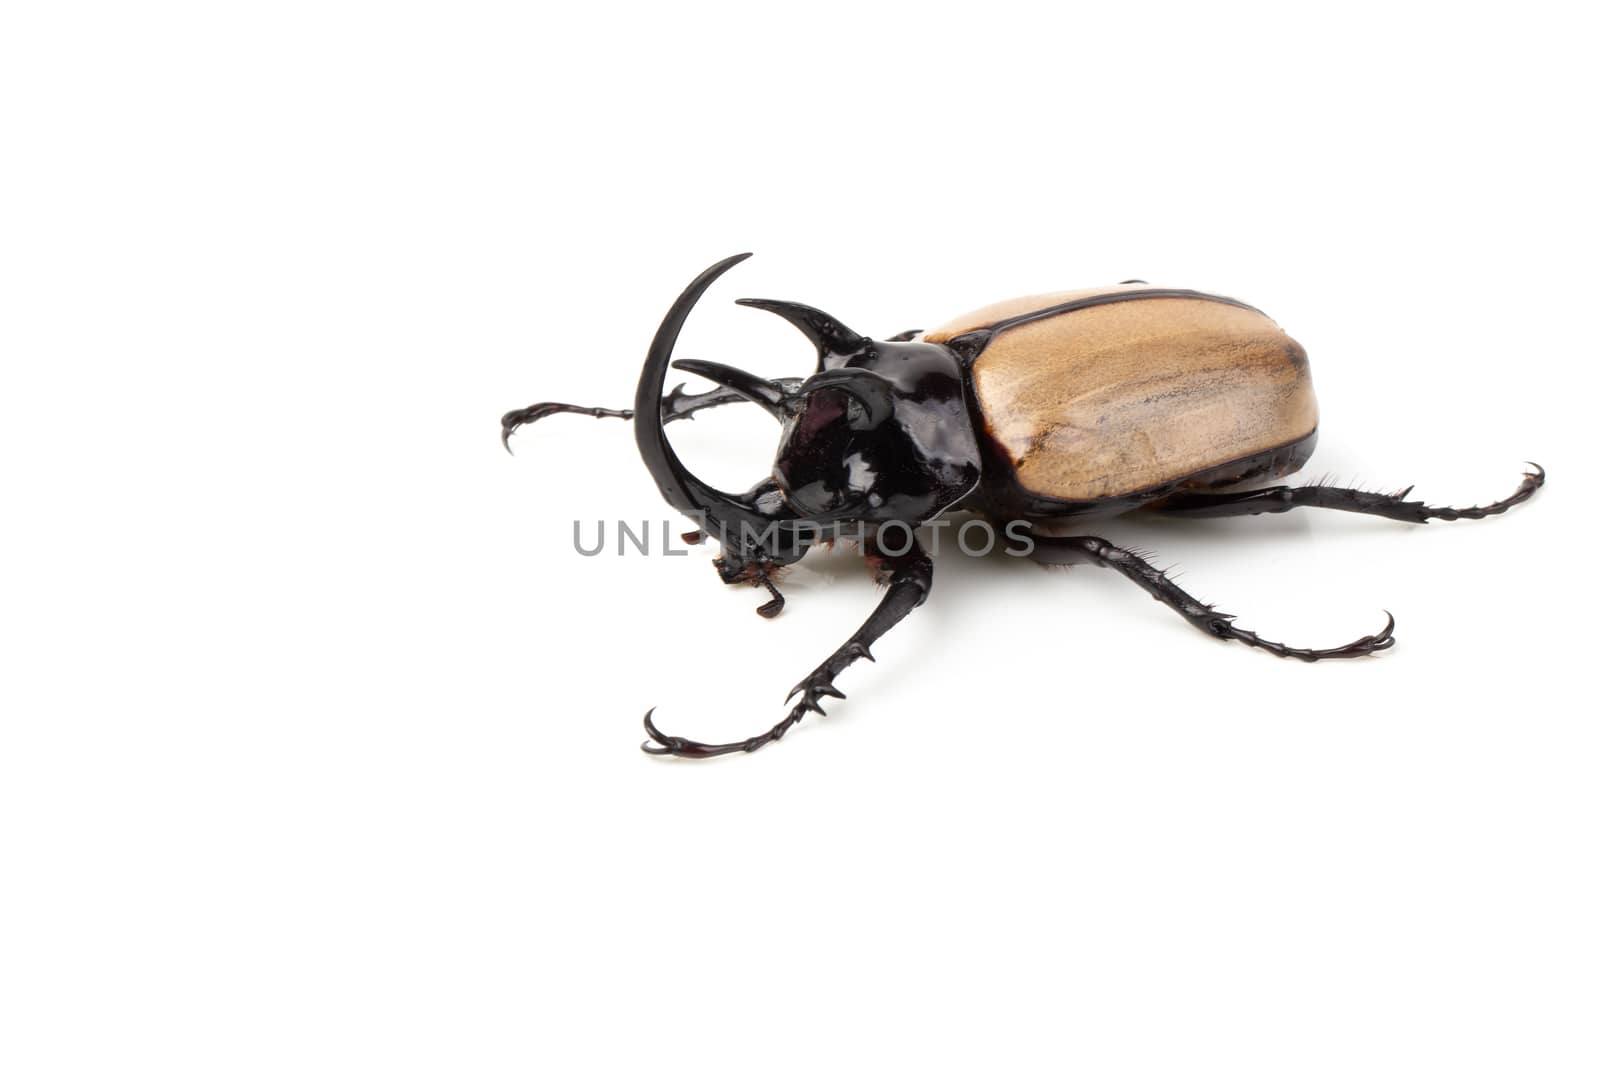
[642,539,934,758]
[501,379,803,452]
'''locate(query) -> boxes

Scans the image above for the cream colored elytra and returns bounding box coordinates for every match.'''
[923,286,1318,501]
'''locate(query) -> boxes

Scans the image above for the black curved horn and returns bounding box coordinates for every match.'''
[634,254,778,542]
[736,298,867,367]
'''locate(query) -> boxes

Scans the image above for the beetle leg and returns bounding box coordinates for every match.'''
[1149,464,1544,523]
[500,379,804,452]
[641,540,934,758]
[500,401,630,451]
[1019,533,1396,662]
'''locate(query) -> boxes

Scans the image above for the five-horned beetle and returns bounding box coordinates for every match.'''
[503,253,1545,758]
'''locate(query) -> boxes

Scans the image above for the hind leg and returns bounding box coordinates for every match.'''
[1150,465,1544,523]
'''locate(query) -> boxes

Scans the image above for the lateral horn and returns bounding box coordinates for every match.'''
[736,297,868,368]
[671,358,795,419]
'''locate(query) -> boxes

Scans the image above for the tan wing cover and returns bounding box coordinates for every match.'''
[924,289,1317,501]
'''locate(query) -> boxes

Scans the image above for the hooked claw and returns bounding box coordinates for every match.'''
[639,639,880,758]
[500,402,633,454]
[1227,609,1396,661]
[640,707,809,759]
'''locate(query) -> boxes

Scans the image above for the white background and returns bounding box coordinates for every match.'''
[4,2,1597,1064]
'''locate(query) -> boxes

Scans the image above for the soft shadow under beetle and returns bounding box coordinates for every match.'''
[502,254,1545,758]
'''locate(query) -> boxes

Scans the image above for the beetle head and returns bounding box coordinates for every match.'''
[636,257,981,582]
[766,344,980,525]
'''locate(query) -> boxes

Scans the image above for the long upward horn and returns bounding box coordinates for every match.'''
[634,254,778,543]
[736,298,867,368]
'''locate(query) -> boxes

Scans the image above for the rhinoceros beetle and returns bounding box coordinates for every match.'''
[502,253,1545,758]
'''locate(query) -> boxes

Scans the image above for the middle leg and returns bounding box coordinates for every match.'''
[1017,532,1395,662]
